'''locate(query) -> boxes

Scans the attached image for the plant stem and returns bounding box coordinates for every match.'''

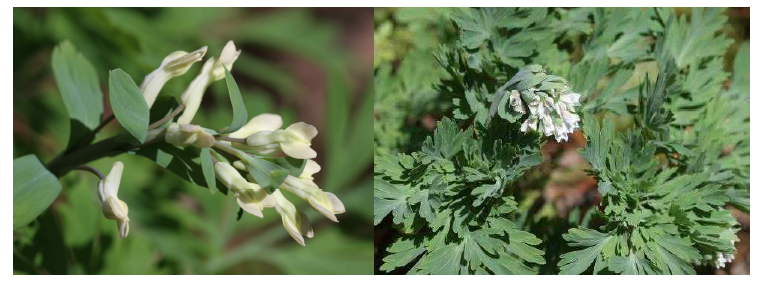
[211,141,250,160]
[216,136,246,144]
[72,165,104,180]
[81,115,115,145]
[148,103,186,130]
[47,135,127,177]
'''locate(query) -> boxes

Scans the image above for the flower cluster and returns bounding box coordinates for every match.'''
[505,65,581,142]
[95,41,344,245]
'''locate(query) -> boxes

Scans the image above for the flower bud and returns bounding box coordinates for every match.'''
[164,123,214,148]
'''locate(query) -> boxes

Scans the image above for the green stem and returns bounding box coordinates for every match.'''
[211,141,250,160]
[47,135,127,177]
[148,103,185,130]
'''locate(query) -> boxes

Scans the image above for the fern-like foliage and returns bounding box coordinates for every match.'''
[375,7,748,275]
[559,8,749,274]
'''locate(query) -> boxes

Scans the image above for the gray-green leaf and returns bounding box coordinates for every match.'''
[219,64,248,134]
[13,155,63,229]
[200,148,216,194]
[109,69,149,144]
[51,41,104,149]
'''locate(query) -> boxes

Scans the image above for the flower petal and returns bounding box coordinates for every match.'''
[326,192,346,214]
[228,113,284,139]
[280,141,317,159]
[285,122,318,143]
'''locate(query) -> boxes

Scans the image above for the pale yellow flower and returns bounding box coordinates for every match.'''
[177,41,241,124]
[245,122,318,159]
[164,122,214,148]
[139,46,207,108]
[97,162,130,239]
[214,162,274,218]
[272,190,314,246]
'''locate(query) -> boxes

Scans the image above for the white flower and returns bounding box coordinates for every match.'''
[97,161,130,239]
[214,162,274,218]
[164,122,215,148]
[139,46,207,108]
[279,162,345,222]
[513,88,581,143]
[272,190,314,246]
[715,252,735,269]
[245,122,318,159]
[177,41,242,124]
[503,65,581,142]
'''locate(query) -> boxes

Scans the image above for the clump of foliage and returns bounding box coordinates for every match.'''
[374,7,749,275]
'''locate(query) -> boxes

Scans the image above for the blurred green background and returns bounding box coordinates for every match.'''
[13,7,374,274]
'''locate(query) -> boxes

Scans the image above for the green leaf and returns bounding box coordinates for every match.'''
[417,243,463,274]
[380,238,426,272]
[13,155,63,229]
[243,157,287,194]
[558,227,613,275]
[269,157,306,178]
[609,252,656,275]
[219,64,248,134]
[374,178,415,226]
[109,68,149,144]
[665,7,732,68]
[51,41,104,149]
[200,148,216,194]
[131,142,227,194]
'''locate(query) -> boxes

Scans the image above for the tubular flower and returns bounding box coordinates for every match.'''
[279,161,345,222]
[506,65,581,142]
[225,113,283,149]
[139,46,207,108]
[164,122,215,148]
[177,41,242,124]
[214,162,274,218]
[272,190,314,246]
[97,161,130,239]
[245,122,318,159]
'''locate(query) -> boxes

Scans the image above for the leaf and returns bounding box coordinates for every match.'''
[424,117,469,158]
[380,238,426,272]
[243,156,287,194]
[219,64,248,134]
[269,157,307,178]
[51,41,104,149]
[13,155,63,229]
[665,7,732,68]
[374,179,415,226]
[109,68,149,144]
[131,142,227,194]
[558,227,613,275]
[417,243,463,274]
[200,148,216,194]
[609,252,656,275]
[578,115,614,172]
